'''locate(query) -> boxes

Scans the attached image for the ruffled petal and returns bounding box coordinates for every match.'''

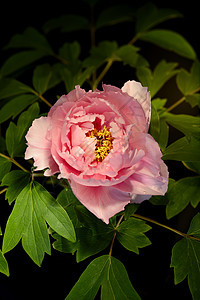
[69,180,131,223]
[121,80,151,130]
[25,117,58,172]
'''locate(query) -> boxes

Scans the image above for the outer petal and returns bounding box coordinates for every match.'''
[69,180,131,223]
[25,117,57,172]
[122,80,151,130]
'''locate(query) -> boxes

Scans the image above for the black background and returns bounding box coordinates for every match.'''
[0,0,199,299]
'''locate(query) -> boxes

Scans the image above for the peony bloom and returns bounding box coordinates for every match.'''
[25,81,169,223]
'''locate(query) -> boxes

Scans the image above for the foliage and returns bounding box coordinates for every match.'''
[0,1,199,299]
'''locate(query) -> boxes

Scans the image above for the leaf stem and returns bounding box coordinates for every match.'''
[32,91,52,108]
[166,86,200,112]
[93,59,113,91]
[132,213,200,242]
[0,153,31,174]
[0,187,8,195]
[109,214,124,257]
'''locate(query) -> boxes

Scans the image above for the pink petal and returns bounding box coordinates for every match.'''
[69,180,131,223]
[25,117,58,172]
[121,80,151,130]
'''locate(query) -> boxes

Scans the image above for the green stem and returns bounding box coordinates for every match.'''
[0,153,31,174]
[133,213,200,242]
[33,91,52,108]
[109,214,124,257]
[128,33,140,45]
[0,187,8,195]
[93,59,113,91]
[166,86,200,112]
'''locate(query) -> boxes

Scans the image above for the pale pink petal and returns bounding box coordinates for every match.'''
[71,125,85,147]
[25,117,55,171]
[122,80,151,130]
[69,180,131,223]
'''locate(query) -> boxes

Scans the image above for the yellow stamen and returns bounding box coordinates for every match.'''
[87,125,114,162]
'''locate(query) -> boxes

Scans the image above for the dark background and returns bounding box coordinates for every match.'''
[0,0,199,299]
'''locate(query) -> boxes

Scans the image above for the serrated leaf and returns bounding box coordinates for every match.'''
[43,14,90,33]
[0,156,12,181]
[177,61,200,95]
[0,50,46,77]
[183,161,200,174]
[136,3,182,33]
[33,63,62,95]
[114,45,148,68]
[0,94,38,124]
[166,177,200,219]
[0,251,9,276]
[59,41,80,63]
[162,136,200,161]
[6,103,40,157]
[0,78,34,100]
[5,27,53,55]
[33,181,76,243]
[52,232,77,254]
[2,181,75,265]
[171,213,200,299]
[66,255,141,300]
[185,94,200,108]
[163,113,200,138]
[136,60,178,97]
[117,218,151,254]
[1,170,30,204]
[139,30,196,59]
[83,41,118,69]
[96,4,135,29]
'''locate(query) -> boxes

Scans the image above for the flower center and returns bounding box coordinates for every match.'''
[87,125,114,162]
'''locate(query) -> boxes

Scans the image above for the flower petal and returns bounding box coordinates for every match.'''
[122,80,151,130]
[69,180,131,223]
[25,117,58,172]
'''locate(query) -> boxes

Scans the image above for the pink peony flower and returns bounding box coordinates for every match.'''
[25,80,169,223]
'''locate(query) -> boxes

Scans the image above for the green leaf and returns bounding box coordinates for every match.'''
[136,3,182,33]
[0,94,38,124]
[0,50,46,77]
[166,177,200,219]
[66,255,141,300]
[5,27,53,55]
[96,4,135,29]
[171,213,200,299]
[59,41,80,64]
[136,60,178,98]
[2,181,75,265]
[52,232,77,254]
[176,61,200,95]
[43,14,90,33]
[185,94,200,108]
[183,161,200,174]
[0,78,34,100]
[74,206,113,262]
[0,156,12,181]
[1,170,30,204]
[114,45,148,68]
[33,181,76,243]
[83,41,118,69]
[139,30,196,59]
[32,64,61,95]
[0,251,9,276]
[163,113,200,138]
[162,136,200,161]
[6,103,40,157]
[116,218,151,254]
